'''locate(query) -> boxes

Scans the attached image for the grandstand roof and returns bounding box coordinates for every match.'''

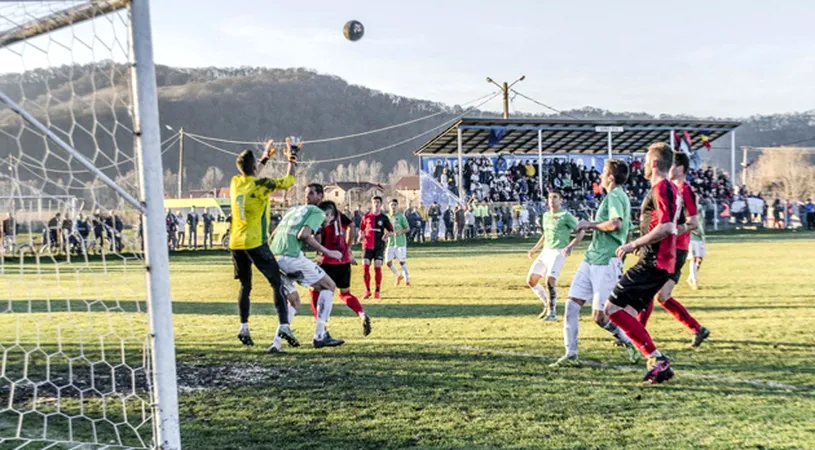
[415,117,741,156]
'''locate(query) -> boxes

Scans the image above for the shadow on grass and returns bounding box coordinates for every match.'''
[4,299,814,320]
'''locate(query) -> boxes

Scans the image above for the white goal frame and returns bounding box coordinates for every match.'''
[0,1,181,448]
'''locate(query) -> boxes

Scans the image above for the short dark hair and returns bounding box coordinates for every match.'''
[306,183,324,195]
[605,159,630,185]
[647,142,674,173]
[673,152,690,174]
[390,198,398,204]
[318,200,337,215]
[236,150,256,176]
[372,196,383,203]
[548,190,562,198]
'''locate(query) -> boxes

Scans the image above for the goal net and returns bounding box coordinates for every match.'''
[0,1,179,449]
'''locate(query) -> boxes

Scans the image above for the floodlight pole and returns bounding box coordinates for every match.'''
[486,76,525,119]
[457,127,464,200]
[177,127,184,198]
[730,131,736,187]
[607,130,613,159]
[537,129,544,199]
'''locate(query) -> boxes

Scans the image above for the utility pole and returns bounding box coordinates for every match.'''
[741,146,748,187]
[487,76,525,119]
[177,127,184,198]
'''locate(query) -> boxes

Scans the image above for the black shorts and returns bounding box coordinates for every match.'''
[609,263,672,312]
[363,247,385,262]
[231,245,282,286]
[669,249,689,283]
[321,263,352,290]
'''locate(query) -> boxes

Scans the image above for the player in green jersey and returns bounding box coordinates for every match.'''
[270,202,346,351]
[688,199,706,290]
[551,159,638,367]
[386,199,411,287]
[526,191,579,321]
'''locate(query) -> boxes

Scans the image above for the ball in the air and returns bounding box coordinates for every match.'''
[343,20,364,41]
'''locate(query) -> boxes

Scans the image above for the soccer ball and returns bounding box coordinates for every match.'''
[343,20,364,42]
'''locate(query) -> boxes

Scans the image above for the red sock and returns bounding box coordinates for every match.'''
[609,310,657,356]
[341,291,364,315]
[363,264,371,292]
[374,267,383,292]
[309,289,319,319]
[662,297,702,333]
[638,299,654,327]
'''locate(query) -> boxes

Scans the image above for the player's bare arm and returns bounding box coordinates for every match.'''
[677,214,699,236]
[298,225,342,261]
[584,217,622,232]
[562,229,587,257]
[528,233,546,260]
[344,222,357,265]
[615,221,676,259]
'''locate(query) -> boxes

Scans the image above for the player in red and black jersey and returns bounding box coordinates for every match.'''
[357,196,393,299]
[637,153,710,347]
[303,184,372,336]
[606,142,677,384]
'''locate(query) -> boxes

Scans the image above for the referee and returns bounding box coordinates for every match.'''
[230,137,300,349]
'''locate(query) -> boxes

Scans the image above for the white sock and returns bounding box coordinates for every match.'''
[314,320,327,341]
[240,322,249,333]
[689,261,699,283]
[648,350,663,358]
[314,289,334,340]
[388,264,400,276]
[288,305,297,326]
[564,300,581,357]
[400,262,410,283]
[603,321,632,344]
[531,283,548,304]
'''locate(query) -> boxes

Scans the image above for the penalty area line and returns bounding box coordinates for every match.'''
[436,344,803,392]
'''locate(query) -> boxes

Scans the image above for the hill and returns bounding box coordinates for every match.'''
[1,64,813,193]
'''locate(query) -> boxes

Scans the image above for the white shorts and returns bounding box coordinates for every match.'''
[690,241,706,258]
[386,246,407,263]
[527,248,566,280]
[276,252,326,288]
[567,259,623,311]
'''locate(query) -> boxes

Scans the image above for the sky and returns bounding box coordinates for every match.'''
[3,0,815,117]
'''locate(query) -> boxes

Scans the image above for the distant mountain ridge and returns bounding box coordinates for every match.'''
[1,64,813,191]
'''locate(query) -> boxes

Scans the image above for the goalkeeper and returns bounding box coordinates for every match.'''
[230,138,300,349]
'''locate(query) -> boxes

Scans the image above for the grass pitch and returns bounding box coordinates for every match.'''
[2,231,815,449]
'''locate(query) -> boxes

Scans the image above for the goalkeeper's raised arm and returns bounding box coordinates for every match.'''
[251,138,302,192]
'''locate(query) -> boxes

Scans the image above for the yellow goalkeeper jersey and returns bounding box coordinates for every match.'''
[228,174,295,250]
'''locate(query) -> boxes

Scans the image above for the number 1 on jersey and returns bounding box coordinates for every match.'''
[236,194,246,220]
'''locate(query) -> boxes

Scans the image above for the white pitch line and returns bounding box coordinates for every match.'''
[440,344,803,391]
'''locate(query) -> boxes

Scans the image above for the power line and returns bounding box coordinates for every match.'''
[12,132,180,175]
[184,91,500,146]
[509,89,580,120]
[184,92,501,164]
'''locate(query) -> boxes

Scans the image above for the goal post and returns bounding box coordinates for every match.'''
[0,1,180,449]
[130,1,181,448]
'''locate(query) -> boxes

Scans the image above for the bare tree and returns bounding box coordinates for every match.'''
[200,166,225,190]
[387,159,418,185]
[163,169,177,197]
[745,148,815,200]
[367,160,383,184]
